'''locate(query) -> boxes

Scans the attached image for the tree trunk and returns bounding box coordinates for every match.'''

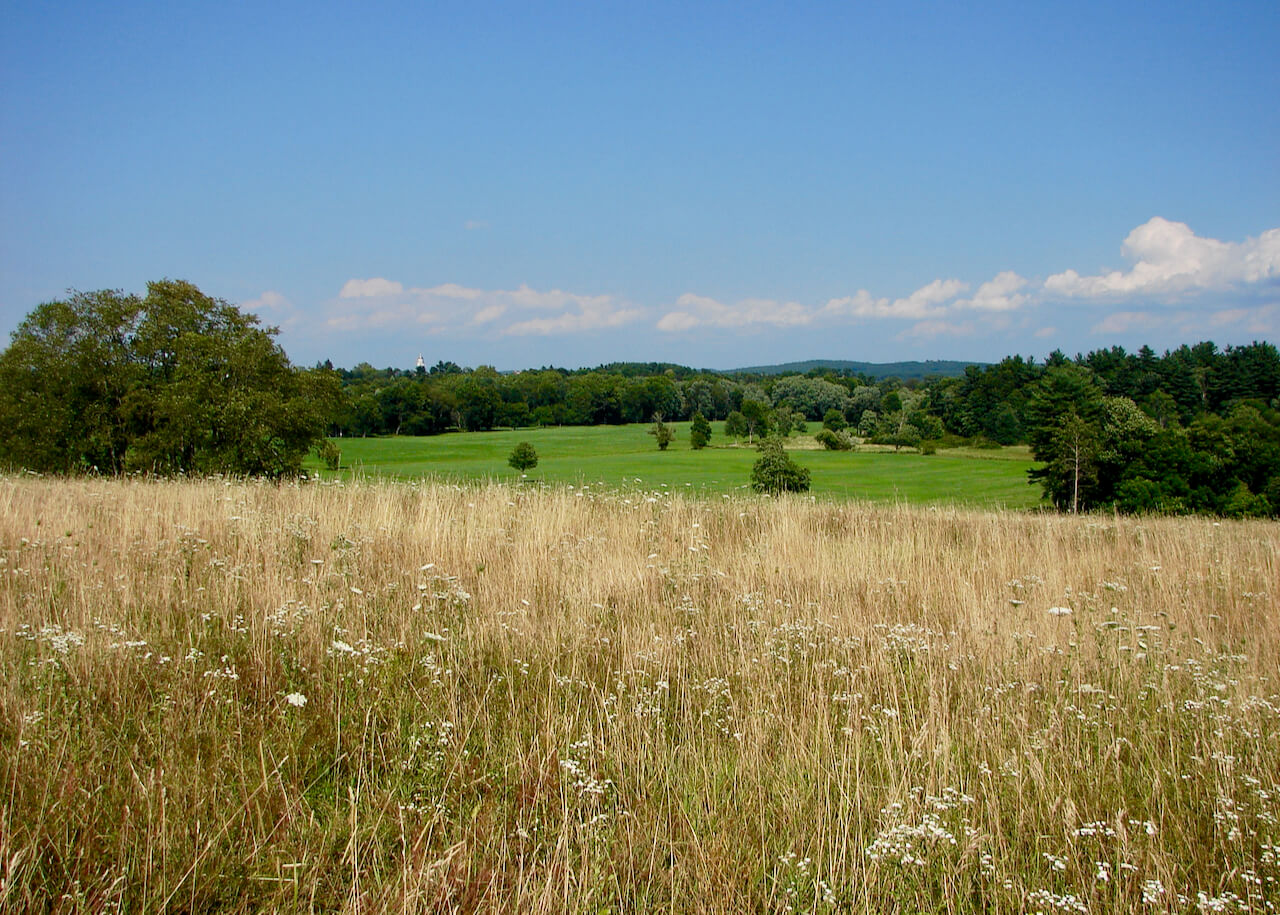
[1071,440,1080,514]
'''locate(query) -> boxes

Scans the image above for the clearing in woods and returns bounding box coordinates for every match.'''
[312,421,1042,509]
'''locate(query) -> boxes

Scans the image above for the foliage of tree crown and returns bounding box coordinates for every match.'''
[723,411,748,439]
[0,280,340,478]
[749,437,811,495]
[507,441,538,472]
[690,412,712,450]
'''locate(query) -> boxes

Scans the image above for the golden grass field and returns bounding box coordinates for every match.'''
[2,475,1278,913]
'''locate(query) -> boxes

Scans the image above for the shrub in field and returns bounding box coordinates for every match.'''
[316,439,342,470]
[750,436,811,493]
[649,415,674,450]
[814,428,854,451]
[508,441,538,472]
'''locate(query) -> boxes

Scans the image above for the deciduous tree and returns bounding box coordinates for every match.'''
[690,412,712,450]
[0,280,336,478]
[649,415,674,450]
[508,441,538,472]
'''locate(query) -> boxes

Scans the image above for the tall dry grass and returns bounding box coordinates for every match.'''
[1,474,1277,913]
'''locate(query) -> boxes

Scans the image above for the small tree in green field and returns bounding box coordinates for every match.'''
[508,441,538,473]
[650,414,674,450]
[316,439,342,470]
[750,437,811,495]
[690,412,712,450]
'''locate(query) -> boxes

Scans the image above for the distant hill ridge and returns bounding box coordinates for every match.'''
[726,358,985,379]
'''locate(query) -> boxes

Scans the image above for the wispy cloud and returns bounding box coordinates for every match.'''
[897,319,976,339]
[239,290,302,330]
[324,280,644,337]
[506,300,644,335]
[656,293,814,331]
[655,279,976,333]
[339,277,404,298]
[1200,304,1278,335]
[1089,310,1165,335]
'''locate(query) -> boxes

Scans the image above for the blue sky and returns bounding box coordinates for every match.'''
[2,0,1277,370]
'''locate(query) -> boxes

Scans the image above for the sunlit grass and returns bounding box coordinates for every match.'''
[2,475,1276,912]
[311,424,1042,509]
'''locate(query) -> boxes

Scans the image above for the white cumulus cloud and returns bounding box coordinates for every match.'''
[892,278,969,317]
[956,271,1028,312]
[818,278,968,321]
[1045,218,1280,300]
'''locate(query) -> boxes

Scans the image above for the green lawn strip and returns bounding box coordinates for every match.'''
[309,423,1044,509]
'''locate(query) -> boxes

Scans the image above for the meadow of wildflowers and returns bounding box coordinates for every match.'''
[1,475,1277,913]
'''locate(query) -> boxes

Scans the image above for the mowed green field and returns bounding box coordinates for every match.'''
[308,422,1045,509]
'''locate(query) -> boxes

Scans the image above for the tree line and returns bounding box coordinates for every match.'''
[327,342,1280,516]
[1,281,1277,515]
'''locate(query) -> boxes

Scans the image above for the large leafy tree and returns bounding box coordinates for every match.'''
[0,288,144,473]
[1024,365,1108,509]
[739,397,773,442]
[0,280,338,478]
[769,375,851,421]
